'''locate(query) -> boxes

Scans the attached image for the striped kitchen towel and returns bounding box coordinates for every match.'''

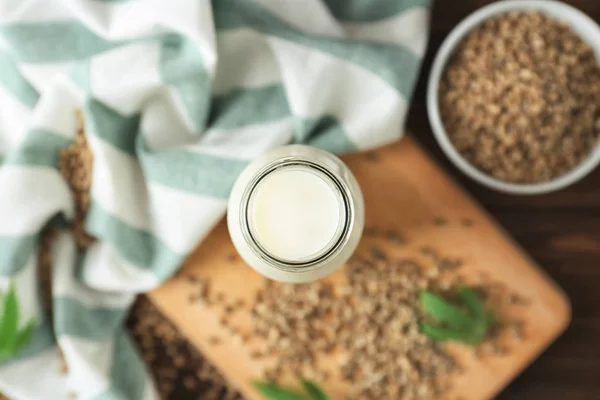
[0,0,431,399]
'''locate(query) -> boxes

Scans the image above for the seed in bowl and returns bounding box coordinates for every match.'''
[439,11,600,184]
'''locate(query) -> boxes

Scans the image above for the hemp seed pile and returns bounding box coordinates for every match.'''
[184,223,528,400]
[440,12,600,183]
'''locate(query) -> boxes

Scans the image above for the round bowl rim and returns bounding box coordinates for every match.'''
[427,0,600,195]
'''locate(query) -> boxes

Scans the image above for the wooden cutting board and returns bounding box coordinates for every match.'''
[148,138,570,400]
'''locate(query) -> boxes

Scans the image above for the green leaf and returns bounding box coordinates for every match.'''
[468,323,488,344]
[420,322,472,343]
[419,291,473,329]
[300,380,330,400]
[13,319,36,355]
[421,322,488,345]
[0,282,36,360]
[420,287,495,346]
[459,288,485,318]
[253,382,311,400]
[486,310,496,327]
[0,282,19,355]
[460,287,495,344]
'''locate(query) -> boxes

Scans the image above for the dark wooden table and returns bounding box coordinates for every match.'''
[407,1,600,399]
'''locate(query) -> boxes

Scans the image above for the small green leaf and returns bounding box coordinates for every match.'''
[468,323,488,345]
[0,282,19,355]
[13,319,36,355]
[300,380,330,400]
[486,310,496,327]
[253,382,311,400]
[460,288,495,343]
[0,283,36,360]
[419,291,473,329]
[420,322,471,342]
[420,287,495,346]
[459,288,485,318]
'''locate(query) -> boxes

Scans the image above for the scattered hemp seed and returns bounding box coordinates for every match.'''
[243,227,527,399]
[369,246,386,261]
[223,304,236,314]
[57,110,97,249]
[363,226,381,237]
[213,292,226,304]
[234,298,246,308]
[385,230,406,245]
[460,218,474,228]
[37,111,97,376]
[208,336,222,346]
[188,294,199,304]
[365,151,379,161]
[419,246,439,261]
[433,216,448,226]
[219,316,229,327]
[167,218,528,399]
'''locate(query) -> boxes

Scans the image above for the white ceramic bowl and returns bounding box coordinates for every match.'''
[427,0,600,195]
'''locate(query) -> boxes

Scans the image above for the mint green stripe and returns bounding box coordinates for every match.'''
[324,0,431,22]
[85,202,182,280]
[92,331,148,400]
[0,313,55,366]
[92,389,127,400]
[214,0,430,26]
[159,34,211,132]
[70,60,91,91]
[209,84,290,129]
[84,99,139,155]
[56,298,147,400]
[0,22,117,63]
[92,332,148,400]
[213,5,249,30]
[1,129,72,167]
[0,52,39,108]
[208,83,355,153]
[138,144,248,199]
[0,235,37,276]
[92,388,127,400]
[213,0,421,97]
[53,297,127,341]
[138,113,355,195]
[294,116,357,154]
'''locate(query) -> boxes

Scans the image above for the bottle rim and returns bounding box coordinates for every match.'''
[238,157,355,273]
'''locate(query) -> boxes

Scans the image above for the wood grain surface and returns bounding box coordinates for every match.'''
[407,2,600,399]
[149,139,570,400]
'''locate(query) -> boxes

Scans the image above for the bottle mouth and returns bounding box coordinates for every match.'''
[240,158,354,273]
